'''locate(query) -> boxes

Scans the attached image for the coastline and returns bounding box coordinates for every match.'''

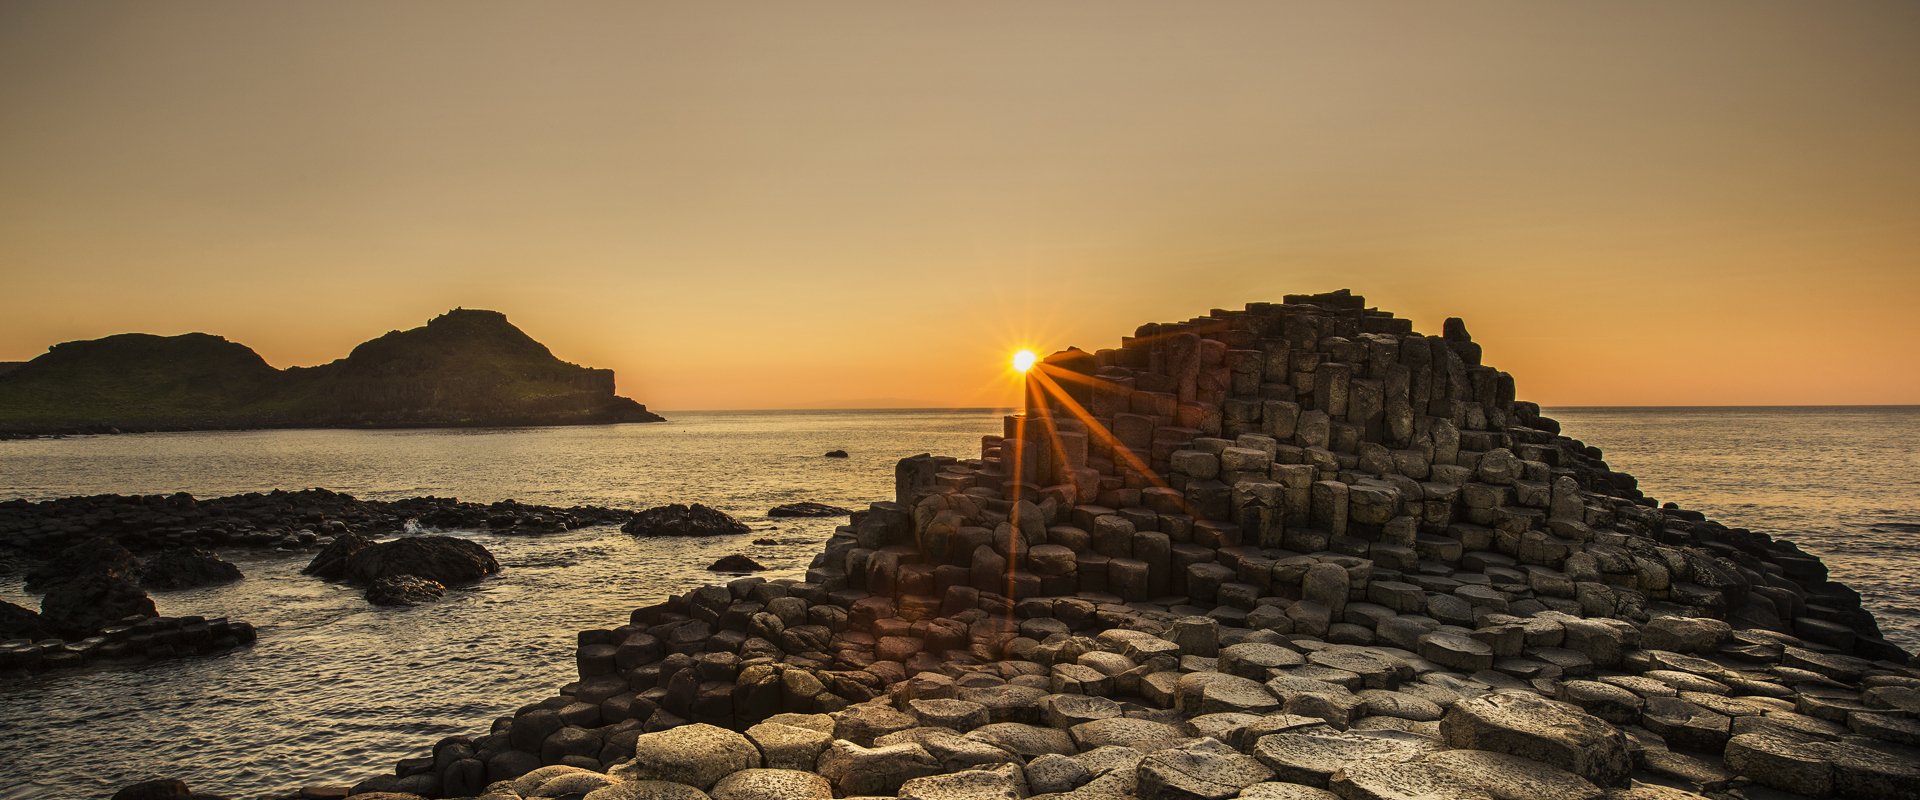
[11,298,1916,800]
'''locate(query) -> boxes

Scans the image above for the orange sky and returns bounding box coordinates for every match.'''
[2,1,1915,410]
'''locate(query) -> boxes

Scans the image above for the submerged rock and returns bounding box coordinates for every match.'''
[768,502,852,517]
[365,574,446,606]
[343,535,499,586]
[302,533,374,580]
[140,547,243,591]
[623,504,751,537]
[708,554,767,572]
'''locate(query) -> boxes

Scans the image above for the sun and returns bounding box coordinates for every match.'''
[1012,349,1038,373]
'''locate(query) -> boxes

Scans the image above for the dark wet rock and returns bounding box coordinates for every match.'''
[344,536,499,586]
[139,547,242,591]
[110,779,191,800]
[769,502,853,517]
[365,575,447,606]
[752,538,779,545]
[623,503,753,537]
[25,536,144,591]
[708,554,767,572]
[824,450,849,458]
[303,533,374,580]
[40,573,156,639]
[0,600,50,641]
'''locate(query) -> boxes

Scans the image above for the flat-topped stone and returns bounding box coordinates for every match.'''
[1439,692,1631,787]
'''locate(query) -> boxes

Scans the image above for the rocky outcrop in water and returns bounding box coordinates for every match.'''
[623,504,753,537]
[139,547,243,591]
[38,573,157,640]
[302,532,374,580]
[201,293,1920,800]
[344,536,499,587]
[0,488,635,558]
[366,575,448,606]
[770,503,853,518]
[2,613,257,674]
[708,554,768,573]
[0,308,665,436]
[0,600,49,641]
[24,536,144,592]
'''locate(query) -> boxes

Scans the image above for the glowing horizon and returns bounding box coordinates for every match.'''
[1,2,1915,410]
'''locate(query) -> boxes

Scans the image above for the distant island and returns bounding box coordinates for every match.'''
[0,308,665,436]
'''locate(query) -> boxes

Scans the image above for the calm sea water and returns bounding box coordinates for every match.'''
[0,407,1913,799]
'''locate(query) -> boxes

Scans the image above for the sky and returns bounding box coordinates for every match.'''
[2,1,1916,410]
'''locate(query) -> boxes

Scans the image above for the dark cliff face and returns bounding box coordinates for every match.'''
[0,310,664,433]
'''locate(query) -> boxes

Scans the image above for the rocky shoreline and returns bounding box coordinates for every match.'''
[109,293,1920,800]
[0,490,636,679]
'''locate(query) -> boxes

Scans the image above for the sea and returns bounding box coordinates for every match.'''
[0,406,1914,799]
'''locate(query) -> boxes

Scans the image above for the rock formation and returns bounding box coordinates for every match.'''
[190,293,1920,800]
[140,546,244,591]
[770,503,854,518]
[624,504,754,538]
[0,308,665,435]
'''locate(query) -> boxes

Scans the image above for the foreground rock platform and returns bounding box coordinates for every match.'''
[235,292,1920,800]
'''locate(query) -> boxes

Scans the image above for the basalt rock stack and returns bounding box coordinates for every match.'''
[329,292,1918,800]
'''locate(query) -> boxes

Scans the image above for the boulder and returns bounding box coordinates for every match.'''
[344,536,500,586]
[1440,692,1631,787]
[25,536,143,592]
[897,768,1024,800]
[39,573,156,639]
[582,781,712,800]
[302,533,374,580]
[833,701,919,745]
[610,723,760,790]
[1027,753,1094,795]
[814,740,942,797]
[533,772,617,797]
[139,547,243,591]
[824,450,849,458]
[1136,737,1275,800]
[707,554,766,572]
[1238,784,1341,800]
[0,600,51,641]
[965,722,1076,758]
[110,779,190,800]
[1641,616,1731,654]
[1070,717,1191,753]
[365,575,446,606]
[624,504,752,537]
[1421,750,1604,800]
[1252,730,1444,788]
[745,722,832,771]
[769,503,853,517]
[709,769,833,800]
[1330,761,1495,800]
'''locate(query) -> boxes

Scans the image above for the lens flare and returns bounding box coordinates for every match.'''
[1012,349,1038,373]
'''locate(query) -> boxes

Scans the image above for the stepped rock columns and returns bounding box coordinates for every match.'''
[871,288,1906,665]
